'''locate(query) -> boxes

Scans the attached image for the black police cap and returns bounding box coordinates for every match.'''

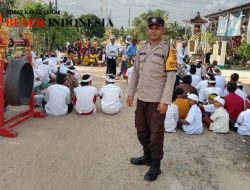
[148,17,164,26]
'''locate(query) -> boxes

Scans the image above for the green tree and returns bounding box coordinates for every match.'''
[0,0,15,18]
[238,40,250,61]
[78,14,105,38]
[19,1,81,52]
[131,9,168,40]
[165,21,191,41]
[110,28,120,38]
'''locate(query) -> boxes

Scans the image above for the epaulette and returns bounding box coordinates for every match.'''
[163,41,169,45]
[138,42,148,51]
[162,41,170,48]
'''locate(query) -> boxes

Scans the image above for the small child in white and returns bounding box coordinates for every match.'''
[179,93,203,135]
[73,74,98,115]
[209,96,229,133]
[235,96,250,136]
[99,74,122,115]
[164,89,179,132]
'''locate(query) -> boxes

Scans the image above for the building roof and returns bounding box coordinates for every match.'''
[190,12,208,24]
[205,2,250,18]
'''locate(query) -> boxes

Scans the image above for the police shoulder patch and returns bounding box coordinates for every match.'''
[165,46,177,72]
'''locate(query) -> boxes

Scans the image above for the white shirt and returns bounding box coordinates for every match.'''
[49,57,59,73]
[31,51,36,64]
[37,64,52,83]
[196,80,208,94]
[200,86,223,102]
[183,104,203,135]
[201,65,206,78]
[214,75,225,91]
[34,58,43,68]
[177,46,188,65]
[210,107,229,133]
[45,84,71,116]
[59,64,68,74]
[191,74,201,88]
[204,104,215,113]
[235,109,250,136]
[33,68,42,88]
[102,54,106,62]
[34,68,45,80]
[99,84,122,114]
[164,103,179,132]
[126,66,133,84]
[195,67,202,78]
[74,86,98,114]
[105,43,119,59]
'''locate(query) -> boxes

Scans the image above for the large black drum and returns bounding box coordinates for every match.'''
[4,59,34,106]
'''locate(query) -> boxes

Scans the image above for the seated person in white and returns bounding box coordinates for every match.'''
[199,93,218,127]
[179,94,203,135]
[229,73,247,93]
[212,68,225,91]
[209,96,229,133]
[34,58,43,68]
[59,57,70,74]
[73,74,98,115]
[235,97,250,136]
[33,68,44,88]
[203,93,217,114]
[99,74,122,115]
[189,65,201,88]
[44,74,72,116]
[196,73,214,95]
[199,75,223,103]
[48,54,60,73]
[38,58,55,83]
[223,73,247,101]
[195,61,206,79]
[164,89,179,133]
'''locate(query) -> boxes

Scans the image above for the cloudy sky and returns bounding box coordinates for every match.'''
[56,0,249,28]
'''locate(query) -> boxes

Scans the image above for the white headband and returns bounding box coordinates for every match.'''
[208,80,216,84]
[106,74,115,82]
[214,96,225,106]
[187,93,199,102]
[81,74,92,82]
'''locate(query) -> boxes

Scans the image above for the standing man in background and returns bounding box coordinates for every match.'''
[177,41,188,79]
[125,38,138,70]
[105,34,119,76]
[127,17,176,181]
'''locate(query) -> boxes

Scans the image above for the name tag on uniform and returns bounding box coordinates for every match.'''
[154,53,165,59]
[139,52,146,55]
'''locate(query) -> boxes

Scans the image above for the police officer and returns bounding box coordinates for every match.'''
[127,17,176,181]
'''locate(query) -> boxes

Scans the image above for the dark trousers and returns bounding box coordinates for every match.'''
[106,58,116,76]
[135,99,166,160]
[119,60,127,75]
[67,103,73,113]
[229,119,237,132]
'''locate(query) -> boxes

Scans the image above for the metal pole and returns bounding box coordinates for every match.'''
[55,0,58,11]
[128,8,131,35]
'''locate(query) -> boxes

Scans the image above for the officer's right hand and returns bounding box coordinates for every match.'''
[127,96,134,107]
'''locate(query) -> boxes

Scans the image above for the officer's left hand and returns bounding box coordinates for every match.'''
[157,103,168,114]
